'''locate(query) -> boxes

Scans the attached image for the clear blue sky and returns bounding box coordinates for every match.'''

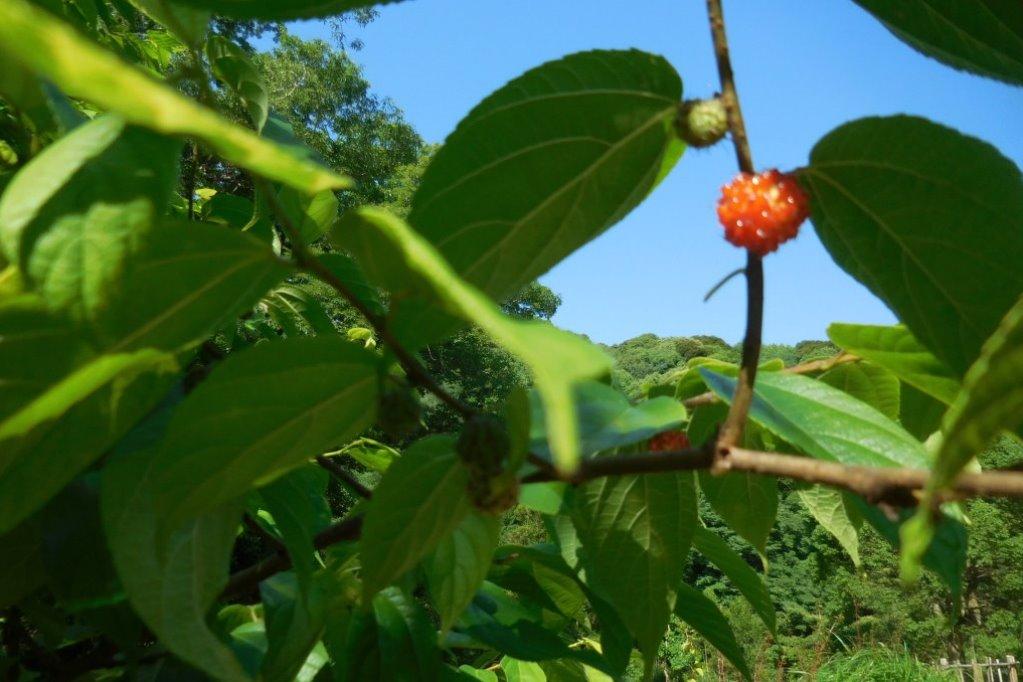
[286,1,1023,346]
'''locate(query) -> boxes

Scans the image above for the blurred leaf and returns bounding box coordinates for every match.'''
[260,572,329,682]
[904,295,1023,581]
[278,187,338,243]
[804,116,1023,375]
[148,337,378,530]
[502,657,547,682]
[316,252,385,318]
[828,323,959,403]
[853,0,1023,86]
[900,382,948,440]
[334,207,611,472]
[571,471,696,666]
[425,510,501,632]
[674,582,751,681]
[361,435,471,599]
[820,360,901,420]
[691,527,776,635]
[396,49,684,346]
[0,518,44,608]
[172,0,406,20]
[0,0,350,192]
[130,0,209,48]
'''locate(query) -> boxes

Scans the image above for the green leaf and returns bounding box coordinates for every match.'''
[337,586,441,681]
[820,360,901,420]
[852,0,1023,86]
[502,657,547,682]
[570,471,696,664]
[701,369,967,595]
[828,323,959,404]
[900,382,948,440]
[260,572,328,682]
[395,49,684,346]
[701,369,930,469]
[698,470,777,556]
[257,466,331,589]
[529,381,686,459]
[456,665,499,682]
[172,0,406,20]
[316,252,385,318]
[691,527,776,635]
[904,295,1023,581]
[102,400,249,681]
[689,402,778,555]
[147,337,378,529]
[795,486,862,566]
[803,116,1023,375]
[207,35,268,132]
[0,116,179,325]
[489,546,587,623]
[278,187,338,243]
[425,510,501,632]
[129,0,209,48]
[334,207,611,472]
[0,0,350,193]
[674,582,751,681]
[360,435,471,599]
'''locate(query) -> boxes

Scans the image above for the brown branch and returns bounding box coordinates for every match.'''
[254,178,474,419]
[243,514,287,553]
[524,444,1023,506]
[220,515,363,602]
[706,0,761,449]
[316,455,372,499]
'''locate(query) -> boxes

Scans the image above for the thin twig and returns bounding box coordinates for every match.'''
[703,266,746,302]
[253,177,474,419]
[316,455,372,499]
[705,0,761,450]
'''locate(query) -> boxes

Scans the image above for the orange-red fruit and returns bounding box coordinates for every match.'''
[650,430,691,452]
[716,169,810,256]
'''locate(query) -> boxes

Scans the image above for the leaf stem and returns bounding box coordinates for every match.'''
[706,0,762,449]
[316,454,372,499]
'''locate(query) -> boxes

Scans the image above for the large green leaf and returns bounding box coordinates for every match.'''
[820,360,901,421]
[570,471,696,666]
[674,582,751,681]
[0,116,179,327]
[0,0,350,193]
[803,116,1023,375]
[425,510,501,632]
[129,0,209,48]
[702,369,967,594]
[528,380,687,459]
[828,323,959,404]
[333,207,612,472]
[257,466,331,590]
[394,49,684,346]
[102,400,249,681]
[147,337,378,530]
[852,0,1023,86]
[103,221,291,351]
[259,572,329,682]
[172,0,406,20]
[690,527,775,635]
[360,435,471,599]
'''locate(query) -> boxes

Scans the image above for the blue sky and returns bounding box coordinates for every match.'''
[287,1,1023,346]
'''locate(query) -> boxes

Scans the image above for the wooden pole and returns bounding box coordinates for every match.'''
[1007,654,1018,682]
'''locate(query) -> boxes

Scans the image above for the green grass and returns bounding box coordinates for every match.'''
[816,649,955,682]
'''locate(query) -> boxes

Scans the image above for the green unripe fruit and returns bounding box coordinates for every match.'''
[375,383,421,437]
[456,414,510,476]
[677,96,728,148]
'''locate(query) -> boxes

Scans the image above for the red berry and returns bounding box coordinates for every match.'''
[716,169,810,256]
[649,430,691,452]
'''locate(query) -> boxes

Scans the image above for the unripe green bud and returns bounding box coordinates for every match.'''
[456,414,510,476]
[375,383,421,437]
[677,96,728,148]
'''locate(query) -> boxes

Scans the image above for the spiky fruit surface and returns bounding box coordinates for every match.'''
[678,97,728,148]
[716,169,810,256]
[649,430,691,452]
